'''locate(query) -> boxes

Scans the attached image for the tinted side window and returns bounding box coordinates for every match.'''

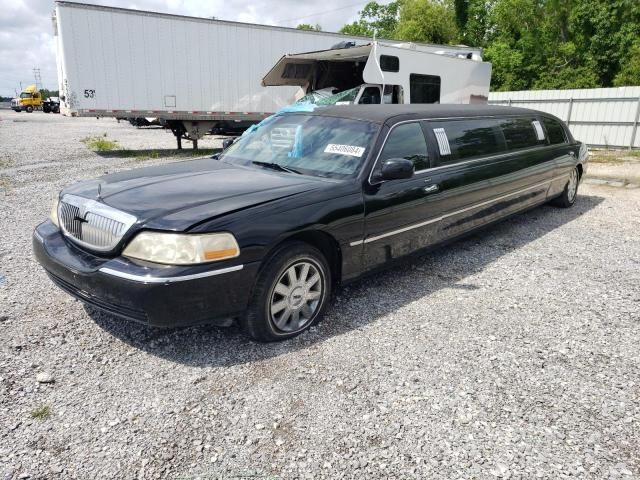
[500,118,542,150]
[380,55,399,72]
[430,119,506,164]
[410,74,441,104]
[379,122,429,171]
[542,117,567,144]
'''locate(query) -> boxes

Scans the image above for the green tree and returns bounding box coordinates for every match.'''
[40,88,60,99]
[340,1,399,38]
[614,41,640,86]
[456,0,493,46]
[395,0,459,44]
[296,23,322,31]
[338,0,640,91]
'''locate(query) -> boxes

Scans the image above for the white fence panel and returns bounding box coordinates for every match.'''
[489,87,640,148]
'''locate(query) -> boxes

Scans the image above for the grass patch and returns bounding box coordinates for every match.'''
[0,176,12,192]
[31,405,51,420]
[96,148,220,161]
[81,133,121,152]
[0,158,14,169]
[588,149,640,164]
[589,155,624,164]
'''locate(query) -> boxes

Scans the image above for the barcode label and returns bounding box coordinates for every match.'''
[324,144,366,157]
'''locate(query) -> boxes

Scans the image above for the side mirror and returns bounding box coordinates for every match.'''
[378,158,414,181]
[222,137,236,150]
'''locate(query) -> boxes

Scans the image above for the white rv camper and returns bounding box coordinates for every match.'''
[54,1,491,148]
[263,42,492,106]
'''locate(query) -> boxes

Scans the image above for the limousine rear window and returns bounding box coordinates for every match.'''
[542,117,567,145]
[430,119,506,163]
[501,118,545,150]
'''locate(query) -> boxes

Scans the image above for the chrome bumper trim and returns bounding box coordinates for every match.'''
[98,264,244,283]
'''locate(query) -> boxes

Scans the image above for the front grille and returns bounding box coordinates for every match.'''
[58,194,137,252]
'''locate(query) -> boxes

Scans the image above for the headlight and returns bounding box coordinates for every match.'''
[122,232,240,265]
[50,195,60,227]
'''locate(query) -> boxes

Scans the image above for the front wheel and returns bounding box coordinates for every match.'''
[241,242,331,342]
[552,167,579,208]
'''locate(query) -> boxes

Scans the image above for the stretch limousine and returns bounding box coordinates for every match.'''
[34,105,588,341]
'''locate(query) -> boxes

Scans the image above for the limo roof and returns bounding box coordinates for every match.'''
[306,104,548,125]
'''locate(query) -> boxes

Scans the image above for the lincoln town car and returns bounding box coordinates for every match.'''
[33,105,588,341]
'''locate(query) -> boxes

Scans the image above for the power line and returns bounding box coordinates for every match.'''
[274,1,364,24]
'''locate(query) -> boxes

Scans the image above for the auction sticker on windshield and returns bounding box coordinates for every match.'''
[324,144,366,157]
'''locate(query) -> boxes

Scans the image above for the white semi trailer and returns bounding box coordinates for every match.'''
[54,1,491,148]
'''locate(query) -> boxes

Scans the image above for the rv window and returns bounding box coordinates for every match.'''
[410,74,441,104]
[542,117,567,145]
[380,55,399,72]
[282,63,312,80]
[500,118,544,150]
[430,119,507,164]
[378,122,429,171]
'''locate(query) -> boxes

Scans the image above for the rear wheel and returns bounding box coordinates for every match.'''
[552,166,579,208]
[25,106,33,113]
[241,242,331,342]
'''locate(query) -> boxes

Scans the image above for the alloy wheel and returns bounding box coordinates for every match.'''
[567,168,579,202]
[269,260,324,333]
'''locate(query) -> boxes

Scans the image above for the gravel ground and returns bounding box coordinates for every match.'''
[1,112,639,480]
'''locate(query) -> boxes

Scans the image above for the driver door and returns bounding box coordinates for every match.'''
[362,121,440,269]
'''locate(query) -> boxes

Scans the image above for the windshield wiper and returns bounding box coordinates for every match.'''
[251,161,302,175]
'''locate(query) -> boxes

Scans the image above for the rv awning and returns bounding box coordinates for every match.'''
[262,44,373,87]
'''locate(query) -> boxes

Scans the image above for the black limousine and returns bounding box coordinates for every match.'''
[34,105,588,341]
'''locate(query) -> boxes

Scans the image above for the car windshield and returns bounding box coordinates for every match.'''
[220,114,379,179]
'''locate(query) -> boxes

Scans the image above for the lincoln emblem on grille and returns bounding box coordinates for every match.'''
[58,194,137,252]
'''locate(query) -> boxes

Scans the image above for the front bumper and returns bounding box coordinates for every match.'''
[33,221,259,327]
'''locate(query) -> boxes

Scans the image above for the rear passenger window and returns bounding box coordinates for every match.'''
[542,117,567,145]
[500,118,544,150]
[410,74,441,104]
[429,119,506,164]
[379,122,429,171]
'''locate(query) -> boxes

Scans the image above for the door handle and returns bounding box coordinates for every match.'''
[422,184,440,194]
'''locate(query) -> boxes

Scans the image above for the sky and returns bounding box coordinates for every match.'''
[0,0,369,97]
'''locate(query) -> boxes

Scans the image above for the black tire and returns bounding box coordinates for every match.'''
[25,106,33,113]
[551,166,580,208]
[241,241,332,342]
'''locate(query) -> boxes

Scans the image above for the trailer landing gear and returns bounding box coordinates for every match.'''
[168,120,212,150]
[168,122,199,150]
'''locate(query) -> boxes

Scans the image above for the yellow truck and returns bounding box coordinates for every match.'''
[11,85,42,112]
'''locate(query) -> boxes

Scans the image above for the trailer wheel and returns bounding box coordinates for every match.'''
[25,106,33,113]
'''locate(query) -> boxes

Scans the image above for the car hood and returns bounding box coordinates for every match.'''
[62,158,327,230]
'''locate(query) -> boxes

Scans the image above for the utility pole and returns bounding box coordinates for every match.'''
[33,67,42,90]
